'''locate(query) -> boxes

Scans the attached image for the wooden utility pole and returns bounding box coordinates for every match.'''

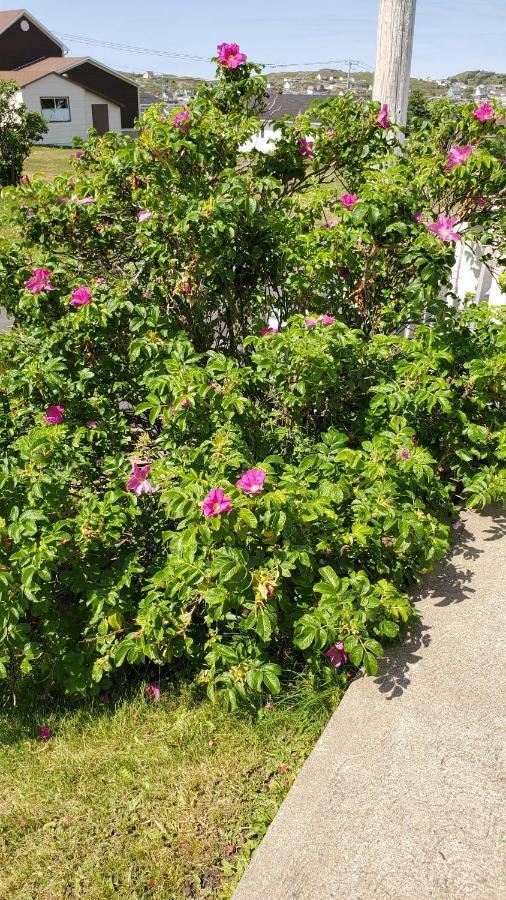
[372,0,417,125]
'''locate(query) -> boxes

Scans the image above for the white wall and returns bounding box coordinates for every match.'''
[450,240,505,307]
[21,73,122,145]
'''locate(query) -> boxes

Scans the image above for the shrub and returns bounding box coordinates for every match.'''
[0,49,504,702]
[0,80,47,187]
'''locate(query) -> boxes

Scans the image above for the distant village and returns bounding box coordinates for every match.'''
[133,67,506,117]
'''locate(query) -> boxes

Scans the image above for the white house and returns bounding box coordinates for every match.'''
[0,9,139,144]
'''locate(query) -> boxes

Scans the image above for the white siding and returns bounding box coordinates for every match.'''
[21,73,122,145]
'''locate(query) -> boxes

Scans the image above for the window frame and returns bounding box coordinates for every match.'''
[40,96,71,123]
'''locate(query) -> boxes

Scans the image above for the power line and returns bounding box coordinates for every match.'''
[53,29,373,72]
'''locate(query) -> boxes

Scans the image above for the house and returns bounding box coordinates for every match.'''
[242,93,323,153]
[0,9,139,144]
[139,91,164,115]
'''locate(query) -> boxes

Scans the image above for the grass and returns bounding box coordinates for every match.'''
[23,146,73,181]
[0,146,71,244]
[0,680,340,899]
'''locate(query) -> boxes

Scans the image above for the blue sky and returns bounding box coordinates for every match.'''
[21,1,506,79]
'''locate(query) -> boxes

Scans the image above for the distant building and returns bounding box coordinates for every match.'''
[139,91,164,115]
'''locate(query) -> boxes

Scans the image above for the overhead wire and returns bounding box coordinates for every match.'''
[52,30,373,72]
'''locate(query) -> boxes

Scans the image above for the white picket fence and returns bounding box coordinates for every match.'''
[448,240,504,308]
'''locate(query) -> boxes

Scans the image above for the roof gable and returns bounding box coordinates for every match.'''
[0,9,67,51]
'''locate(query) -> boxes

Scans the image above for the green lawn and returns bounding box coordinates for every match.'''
[23,145,73,181]
[0,147,71,244]
[0,681,339,899]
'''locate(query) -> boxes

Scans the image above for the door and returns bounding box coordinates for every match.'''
[91,104,109,135]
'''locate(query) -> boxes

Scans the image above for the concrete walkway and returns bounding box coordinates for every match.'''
[234,506,506,900]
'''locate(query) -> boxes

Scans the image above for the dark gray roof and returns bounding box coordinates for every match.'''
[139,90,163,106]
[261,92,324,122]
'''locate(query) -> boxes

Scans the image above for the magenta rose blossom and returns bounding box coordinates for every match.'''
[24,268,55,294]
[321,314,335,325]
[136,209,152,222]
[415,212,424,223]
[297,136,314,160]
[339,193,358,209]
[72,150,84,159]
[261,325,278,335]
[86,420,97,429]
[173,109,191,130]
[324,642,348,669]
[127,462,154,496]
[398,447,411,460]
[146,683,161,702]
[376,103,390,128]
[473,102,494,122]
[236,468,266,494]
[201,487,233,518]
[304,318,318,328]
[426,214,461,243]
[44,404,64,425]
[217,42,247,68]
[445,144,473,171]
[39,726,53,741]
[324,219,337,228]
[70,286,92,307]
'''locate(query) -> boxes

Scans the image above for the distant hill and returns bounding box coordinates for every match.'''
[124,68,506,104]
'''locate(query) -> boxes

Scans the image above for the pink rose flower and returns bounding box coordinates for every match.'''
[324,219,337,228]
[86,420,97,429]
[146,683,161,702]
[445,144,473,171]
[70,286,92,307]
[261,326,278,335]
[44,404,64,425]
[173,109,191,130]
[136,210,152,222]
[236,468,266,494]
[452,520,464,531]
[127,462,154,496]
[181,398,190,408]
[415,212,424,223]
[24,268,55,294]
[70,194,94,205]
[304,318,318,328]
[324,642,348,669]
[321,314,335,325]
[376,103,390,128]
[339,193,358,209]
[39,726,53,741]
[473,102,494,122]
[297,136,314,160]
[217,42,247,69]
[72,150,84,159]
[426,214,461,243]
[201,487,233,518]
[398,447,411,460]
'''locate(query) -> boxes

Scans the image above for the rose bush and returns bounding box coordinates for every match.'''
[0,47,504,702]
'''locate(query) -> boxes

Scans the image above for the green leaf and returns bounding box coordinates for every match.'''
[349,645,364,667]
[262,670,281,695]
[363,650,379,676]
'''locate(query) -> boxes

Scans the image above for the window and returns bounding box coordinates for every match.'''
[40,97,71,122]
